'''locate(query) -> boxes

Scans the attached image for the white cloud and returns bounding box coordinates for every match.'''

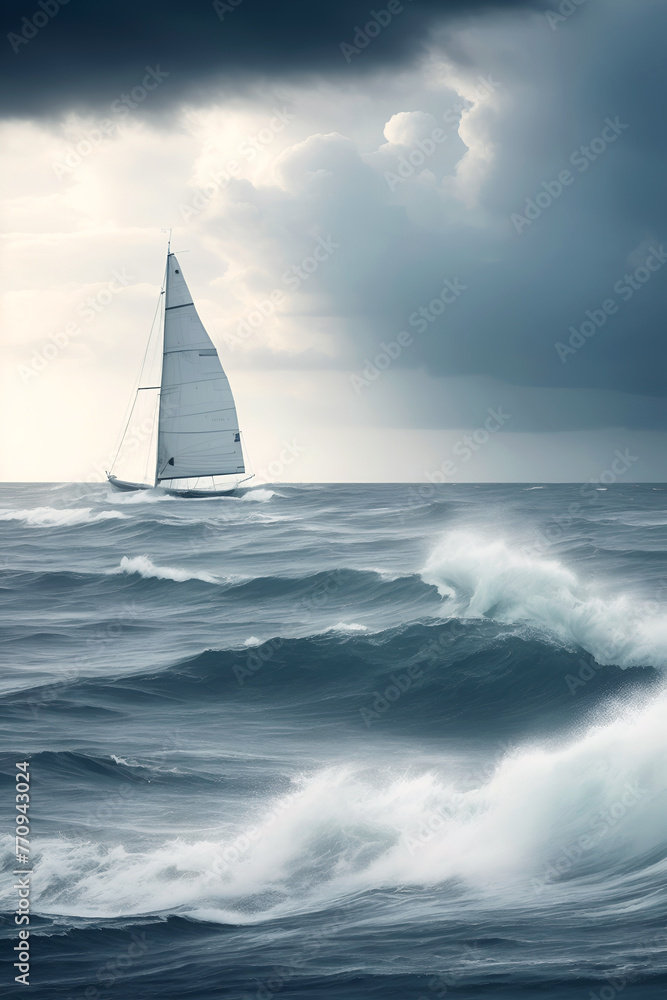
[382,110,439,147]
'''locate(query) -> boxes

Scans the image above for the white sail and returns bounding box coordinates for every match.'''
[156,254,245,482]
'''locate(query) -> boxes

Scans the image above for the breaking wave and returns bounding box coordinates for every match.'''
[13,686,667,925]
[3,481,667,995]
[0,506,128,527]
[239,489,279,502]
[422,531,667,668]
[111,554,219,584]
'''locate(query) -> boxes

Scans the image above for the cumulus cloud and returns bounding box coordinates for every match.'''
[383,111,439,147]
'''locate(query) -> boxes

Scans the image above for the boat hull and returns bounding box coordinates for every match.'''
[107,475,238,497]
[162,486,238,498]
[107,476,152,493]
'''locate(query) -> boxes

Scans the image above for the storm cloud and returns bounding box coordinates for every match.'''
[189,1,667,417]
[0,0,546,117]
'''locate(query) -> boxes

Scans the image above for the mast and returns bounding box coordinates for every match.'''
[153,246,170,486]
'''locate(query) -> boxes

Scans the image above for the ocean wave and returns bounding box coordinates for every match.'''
[10,749,151,783]
[106,489,174,505]
[69,623,653,743]
[11,686,667,924]
[239,489,279,502]
[152,565,433,607]
[0,749,204,786]
[422,531,667,668]
[0,506,128,527]
[326,622,369,633]
[110,555,219,584]
[592,512,667,528]
[108,562,417,596]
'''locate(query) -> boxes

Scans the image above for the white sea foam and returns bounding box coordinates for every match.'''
[328,622,369,633]
[240,489,277,502]
[604,512,667,528]
[107,489,172,505]
[111,555,218,584]
[421,531,667,667]
[8,687,667,923]
[0,507,128,527]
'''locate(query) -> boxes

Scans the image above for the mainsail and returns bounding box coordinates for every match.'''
[156,253,245,482]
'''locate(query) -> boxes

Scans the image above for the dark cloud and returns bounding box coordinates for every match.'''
[193,0,666,434]
[0,0,545,117]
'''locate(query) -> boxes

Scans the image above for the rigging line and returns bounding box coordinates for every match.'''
[240,431,254,480]
[145,391,160,486]
[109,258,167,472]
[110,391,139,476]
[146,282,166,378]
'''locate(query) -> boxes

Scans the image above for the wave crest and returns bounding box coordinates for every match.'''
[0,506,128,527]
[14,687,667,923]
[239,489,278,502]
[422,531,667,668]
[112,555,218,584]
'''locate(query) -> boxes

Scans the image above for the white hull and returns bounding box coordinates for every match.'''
[107,475,240,497]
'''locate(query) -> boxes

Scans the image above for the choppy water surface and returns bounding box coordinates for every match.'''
[1,482,666,998]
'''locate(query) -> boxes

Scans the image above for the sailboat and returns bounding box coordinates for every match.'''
[107,243,252,498]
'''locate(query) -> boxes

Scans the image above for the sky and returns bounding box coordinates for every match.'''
[1,0,665,483]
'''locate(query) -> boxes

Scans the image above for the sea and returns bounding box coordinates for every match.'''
[1,481,666,999]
